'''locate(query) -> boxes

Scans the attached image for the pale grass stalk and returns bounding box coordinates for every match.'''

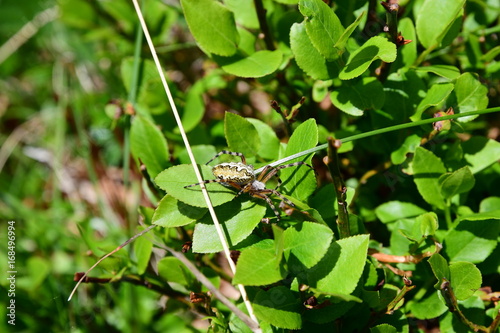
[130,1,260,331]
[0,7,59,65]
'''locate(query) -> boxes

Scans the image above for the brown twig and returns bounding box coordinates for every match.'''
[326,137,350,238]
[68,224,158,301]
[73,272,191,305]
[369,241,442,264]
[155,243,260,332]
[380,1,399,44]
[386,278,415,314]
[440,279,489,332]
[253,0,275,50]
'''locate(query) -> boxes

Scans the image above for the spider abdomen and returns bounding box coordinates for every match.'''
[212,162,255,185]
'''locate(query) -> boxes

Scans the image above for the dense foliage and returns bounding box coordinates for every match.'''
[1,0,499,332]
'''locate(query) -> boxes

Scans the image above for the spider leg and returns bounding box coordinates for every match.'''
[205,150,246,165]
[250,192,282,221]
[255,165,282,190]
[275,161,315,188]
[235,182,253,197]
[257,165,277,183]
[258,161,314,190]
[184,179,225,188]
[259,188,295,207]
[275,161,314,173]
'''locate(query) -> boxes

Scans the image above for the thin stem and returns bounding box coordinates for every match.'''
[440,279,489,332]
[75,273,189,305]
[270,100,292,137]
[489,309,500,333]
[123,18,144,187]
[254,0,275,50]
[156,243,261,332]
[381,1,399,44]
[255,107,500,173]
[386,284,416,314]
[326,138,350,239]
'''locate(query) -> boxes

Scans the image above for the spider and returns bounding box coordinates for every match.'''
[184,150,314,221]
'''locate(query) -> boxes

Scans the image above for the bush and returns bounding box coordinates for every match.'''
[1,0,499,332]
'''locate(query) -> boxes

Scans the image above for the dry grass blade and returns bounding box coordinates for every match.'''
[67,224,157,301]
[129,1,260,330]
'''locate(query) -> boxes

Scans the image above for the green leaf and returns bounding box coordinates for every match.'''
[309,184,337,221]
[236,26,257,55]
[480,197,500,213]
[225,112,260,157]
[246,118,280,160]
[281,119,318,201]
[454,73,489,122]
[253,286,302,329]
[134,230,153,275]
[137,78,171,115]
[415,65,461,80]
[273,224,285,262]
[214,50,283,78]
[375,201,427,223]
[438,167,475,199]
[410,82,454,121]
[290,22,340,80]
[330,77,385,116]
[335,11,365,51]
[152,195,207,227]
[283,222,334,270]
[339,36,397,80]
[390,134,422,165]
[428,253,450,288]
[158,257,194,285]
[308,234,369,295]
[462,136,500,174]
[23,257,51,290]
[155,164,236,208]
[397,17,417,68]
[223,0,259,29]
[419,212,439,236]
[121,58,159,99]
[312,80,332,102]
[176,81,206,133]
[408,291,448,319]
[303,296,357,324]
[449,261,482,300]
[416,0,465,49]
[130,115,169,179]
[370,324,397,333]
[233,239,285,285]
[389,219,418,253]
[299,0,345,61]
[382,69,426,123]
[412,147,446,209]
[181,0,239,56]
[192,200,266,253]
[444,217,500,263]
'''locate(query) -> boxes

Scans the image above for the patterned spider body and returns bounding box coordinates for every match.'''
[185,151,313,221]
[212,162,255,186]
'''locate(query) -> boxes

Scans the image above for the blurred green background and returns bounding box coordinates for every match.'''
[0,1,204,331]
